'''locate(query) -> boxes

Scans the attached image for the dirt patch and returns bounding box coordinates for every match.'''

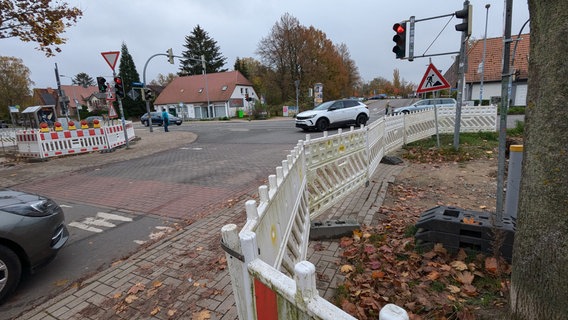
[384,158,499,213]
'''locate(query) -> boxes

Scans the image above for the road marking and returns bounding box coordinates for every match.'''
[97,212,133,222]
[68,221,103,233]
[60,204,72,208]
[68,212,133,233]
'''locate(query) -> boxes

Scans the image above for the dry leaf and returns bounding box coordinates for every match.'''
[450,260,468,271]
[113,292,122,299]
[485,257,498,274]
[372,271,385,279]
[455,271,475,285]
[341,265,354,273]
[128,282,145,294]
[447,285,461,294]
[193,310,211,320]
[426,271,440,281]
[152,280,163,288]
[124,295,138,304]
[150,307,160,316]
[168,309,177,316]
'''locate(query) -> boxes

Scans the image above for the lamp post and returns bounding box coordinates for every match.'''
[479,4,490,104]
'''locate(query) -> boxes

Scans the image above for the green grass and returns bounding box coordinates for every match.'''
[506,121,524,137]
[402,132,499,163]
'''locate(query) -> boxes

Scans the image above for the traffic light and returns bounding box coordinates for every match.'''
[143,88,153,101]
[455,4,472,36]
[114,76,124,98]
[167,48,174,64]
[97,77,107,93]
[392,22,407,59]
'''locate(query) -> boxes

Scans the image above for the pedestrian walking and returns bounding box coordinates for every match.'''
[161,109,170,132]
[385,100,391,115]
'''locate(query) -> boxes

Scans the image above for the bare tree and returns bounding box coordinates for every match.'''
[509,1,568,319]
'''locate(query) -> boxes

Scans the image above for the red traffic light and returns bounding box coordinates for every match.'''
[114,76,122,85]
[393,23,405,34]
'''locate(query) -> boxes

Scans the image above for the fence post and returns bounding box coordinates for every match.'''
[294,261,318,303]
[240,230,259,319]
[221,224,248,320]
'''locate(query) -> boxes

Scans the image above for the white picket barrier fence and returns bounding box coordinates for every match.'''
[15,121,135,159]
[222,105,497,320]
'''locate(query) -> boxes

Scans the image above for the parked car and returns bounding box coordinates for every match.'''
[140,112,183,126]
[0,189,69,302]
[368,94,387,100]
[295,99,369,132]
[393,98,457,114]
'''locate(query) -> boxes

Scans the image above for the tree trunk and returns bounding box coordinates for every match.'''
[510,1,568,319]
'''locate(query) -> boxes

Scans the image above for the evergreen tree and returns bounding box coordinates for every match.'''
[178,25,227,76]
[117,42,146,117]
[234,57,250,79]
[72,72,94,86]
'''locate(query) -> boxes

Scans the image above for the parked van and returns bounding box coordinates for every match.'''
[393,98,456,114]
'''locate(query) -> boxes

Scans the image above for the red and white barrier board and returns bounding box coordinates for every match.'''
[16,121,135,159]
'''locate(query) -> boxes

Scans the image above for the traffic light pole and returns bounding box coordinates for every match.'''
[142,51,206,132]
[113,71,130,149]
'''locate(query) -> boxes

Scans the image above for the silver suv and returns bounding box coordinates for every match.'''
[393,98,456,114]
[295,99,369,132]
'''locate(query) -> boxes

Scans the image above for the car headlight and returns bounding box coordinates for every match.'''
[305,114,316,119]
[3,200,54,217]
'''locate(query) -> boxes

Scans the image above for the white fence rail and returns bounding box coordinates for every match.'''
[222,106,497,319]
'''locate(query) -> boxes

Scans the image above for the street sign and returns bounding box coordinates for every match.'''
[101,51,120,71]
[416,63,451,93]
[132,82,144,87]
[128,89,140,100]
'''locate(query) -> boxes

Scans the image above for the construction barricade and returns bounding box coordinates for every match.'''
[16,120,135,159]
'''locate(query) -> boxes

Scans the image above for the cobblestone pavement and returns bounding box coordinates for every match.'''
[4,122,404,320]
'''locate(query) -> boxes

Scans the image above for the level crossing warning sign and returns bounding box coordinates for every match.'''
[416,63,451,93]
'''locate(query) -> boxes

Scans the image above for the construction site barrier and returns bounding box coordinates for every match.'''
[16,121,135,159]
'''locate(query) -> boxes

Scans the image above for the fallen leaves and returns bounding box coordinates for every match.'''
[335,203,512,319]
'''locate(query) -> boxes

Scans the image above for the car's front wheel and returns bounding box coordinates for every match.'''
[142,120,149,127]
[316,118,329,131]
[0,245,22,302]
[356,114,368,127]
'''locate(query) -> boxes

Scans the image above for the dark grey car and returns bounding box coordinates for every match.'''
[0,190,69,302]
[140,112,183,126]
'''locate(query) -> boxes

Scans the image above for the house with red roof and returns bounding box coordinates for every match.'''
[153,70,257,119]
[33,85,106,118]
[444,33,529,106]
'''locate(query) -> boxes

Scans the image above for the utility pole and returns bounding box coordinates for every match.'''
[54,63,69,122]
[496,0,514,223]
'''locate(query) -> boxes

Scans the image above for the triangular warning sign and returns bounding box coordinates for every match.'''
[108,105,118,119]
[417,63,451,93]
[101,51,120,71]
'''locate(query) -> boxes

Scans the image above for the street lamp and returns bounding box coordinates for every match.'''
[478,4,490,104]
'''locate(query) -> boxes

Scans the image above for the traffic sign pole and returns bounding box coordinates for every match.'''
[101,51,129,148]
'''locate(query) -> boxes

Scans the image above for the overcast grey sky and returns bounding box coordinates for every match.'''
[3,0,529,90]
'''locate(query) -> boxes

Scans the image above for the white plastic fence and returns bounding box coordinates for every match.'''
[15,121,135,159]
[222,105,497,320]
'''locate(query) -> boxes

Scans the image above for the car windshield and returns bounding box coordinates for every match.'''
[313,101,334,111]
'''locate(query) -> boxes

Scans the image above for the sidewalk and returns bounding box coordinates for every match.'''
[16,164,404,320]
